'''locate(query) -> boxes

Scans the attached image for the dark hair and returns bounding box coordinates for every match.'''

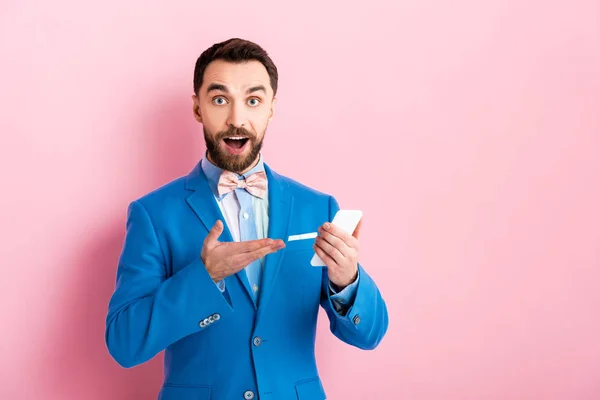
[193,38,278,96]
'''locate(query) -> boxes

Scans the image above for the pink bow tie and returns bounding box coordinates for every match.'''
[217,170,267,199]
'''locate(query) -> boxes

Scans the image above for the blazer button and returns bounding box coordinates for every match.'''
[253,337,261,346]
[208,316,214,323]
[199,320,206,328]
[353,315,361,325]
[244,390,255,399]
[213,313,220,321]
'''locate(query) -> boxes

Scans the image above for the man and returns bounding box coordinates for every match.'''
[105,38,388,400]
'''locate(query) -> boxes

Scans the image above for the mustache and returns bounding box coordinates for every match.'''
[215,127,255,140]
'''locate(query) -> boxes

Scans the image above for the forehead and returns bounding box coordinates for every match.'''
[202,60,272,96]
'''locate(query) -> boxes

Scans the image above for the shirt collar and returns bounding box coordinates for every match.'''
[200,152,266,198]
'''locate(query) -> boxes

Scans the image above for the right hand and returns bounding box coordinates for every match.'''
[201,220,286,282]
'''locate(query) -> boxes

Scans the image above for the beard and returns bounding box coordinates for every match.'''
[204,125,264,173]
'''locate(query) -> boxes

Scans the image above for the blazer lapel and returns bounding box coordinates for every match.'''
[185,161,256,307]
[256,164,293,322]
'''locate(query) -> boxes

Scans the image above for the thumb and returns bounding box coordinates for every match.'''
[204,220,224,247]
[352,218,362,239]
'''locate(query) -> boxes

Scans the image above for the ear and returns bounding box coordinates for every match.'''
[192,94,203,123]
[268,97,276,123]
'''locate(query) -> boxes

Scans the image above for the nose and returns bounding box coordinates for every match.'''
[226,102,247,128]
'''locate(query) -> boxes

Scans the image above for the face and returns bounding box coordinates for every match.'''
[192,60,275,174]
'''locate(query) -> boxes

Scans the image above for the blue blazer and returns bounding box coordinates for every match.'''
[105,161,389,400]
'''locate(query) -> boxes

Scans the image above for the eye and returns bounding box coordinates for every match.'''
[247,98,260,107]
[212,96,227,106]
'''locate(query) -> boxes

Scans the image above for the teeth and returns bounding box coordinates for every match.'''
[226,137,246,140]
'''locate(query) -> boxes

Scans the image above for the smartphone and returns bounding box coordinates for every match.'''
[310,209,363,267]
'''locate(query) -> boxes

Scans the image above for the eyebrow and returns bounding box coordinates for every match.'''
[246,85,267,95]
[206,83,228,94]
[206,83,267,95]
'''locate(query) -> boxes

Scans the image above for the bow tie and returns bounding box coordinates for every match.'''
[217,170,267,199]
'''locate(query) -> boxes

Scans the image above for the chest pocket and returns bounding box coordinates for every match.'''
[284,236,316,253]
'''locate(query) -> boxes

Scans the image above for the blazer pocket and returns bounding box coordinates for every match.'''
[158,384,211,400]
[284,237,316,253]
[295,377,326,400]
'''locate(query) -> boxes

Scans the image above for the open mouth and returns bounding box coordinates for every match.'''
[223,137,249,148]
[223,136,250,154]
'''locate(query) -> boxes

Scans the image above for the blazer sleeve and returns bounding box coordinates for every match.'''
[319,196,389,350]
[105,200,233,368]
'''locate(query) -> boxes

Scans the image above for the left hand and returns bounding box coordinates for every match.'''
[313,218,362,289]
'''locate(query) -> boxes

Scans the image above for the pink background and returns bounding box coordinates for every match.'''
[1,0,599,399]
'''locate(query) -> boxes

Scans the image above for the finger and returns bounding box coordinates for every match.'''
[243,243,283,265]
[322,222,353,246]
[315,236,345,264]
[204,220,224,247]
[352,218,362,239]
[323,222,360,249]
[236,238,280,253]
[318,228,352,258]
[313,242,338,268]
